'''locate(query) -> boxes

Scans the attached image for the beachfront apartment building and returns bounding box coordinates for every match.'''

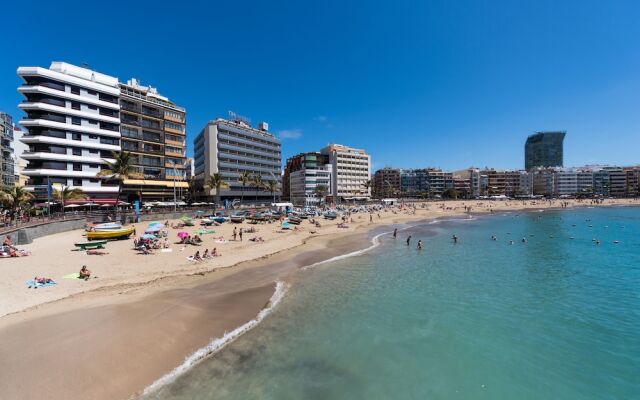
[12,125,29,186]
[555,169,578,196]
[194,117,281,203]
[525,131,566,171]
[118,79,188,202]
[400,168,452,197]
[284,152,332,206]
[320,144,371,201]
[0,112,15,186]
[577,170,594,195]
[17,62,121,201]
[373,167,401,198]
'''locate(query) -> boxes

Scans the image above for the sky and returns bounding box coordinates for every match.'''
[1,0,639,171]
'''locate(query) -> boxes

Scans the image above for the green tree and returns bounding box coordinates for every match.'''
[238,170,252,206]
[97,151,140,206]
[361,179,372,196]
[251,174,263,202]
[314,184,328,204]
[205,173,229,209]
[265,179,279,203]
[54,186,87,210]
[442,188,459,199]
[0,185,35,212]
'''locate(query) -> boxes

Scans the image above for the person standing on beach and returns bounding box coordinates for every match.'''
[370,214,373,223]
[406,236,412,246]
[393,228,397,238]
[233,227,237,241]
[239,228,243,241]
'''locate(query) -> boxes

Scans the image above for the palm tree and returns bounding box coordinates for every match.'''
[238,170,252,206]
[251,174,263,202]
[205,173,229,209]
[361,179,372,196]
[54,186,86,211]
[314,184,328,205]
[97,151,140,206]
[0,186,35,213]
[265,179,279,203]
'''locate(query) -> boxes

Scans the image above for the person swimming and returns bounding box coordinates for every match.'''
[452,235,458,243]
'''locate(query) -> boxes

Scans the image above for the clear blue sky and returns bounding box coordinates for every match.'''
[2,0,639,171]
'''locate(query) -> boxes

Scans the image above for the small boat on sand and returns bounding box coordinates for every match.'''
[86,226,135,240]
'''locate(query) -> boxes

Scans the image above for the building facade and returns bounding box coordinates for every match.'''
[320,144,371,201]
[284,152,332,206]
[17,62,121,201]
[12,125,29,186]
[525,131,566,170]
[0,112,14,186]
[194,117,281,202]
[119,79,188,202]
[373,167,401,198]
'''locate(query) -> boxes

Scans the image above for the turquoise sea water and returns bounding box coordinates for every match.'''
[145,207,640,400]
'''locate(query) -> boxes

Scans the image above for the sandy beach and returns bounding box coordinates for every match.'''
[0,198,638,400]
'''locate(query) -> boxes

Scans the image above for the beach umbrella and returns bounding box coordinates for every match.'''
[83,202,98,207]
[179,215,191,222]
[64,204,81,208]
[141,234,157,240]
[100,203,113,208]
[148,221,163,227]
[145,226,162,233]
[177,231,188,238]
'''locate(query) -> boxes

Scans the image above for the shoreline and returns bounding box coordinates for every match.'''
[0,199,638,400]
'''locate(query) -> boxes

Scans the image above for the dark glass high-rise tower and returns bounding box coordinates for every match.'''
[525,131,566,170]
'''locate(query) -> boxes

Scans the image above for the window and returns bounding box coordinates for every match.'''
[87,90,97,96]
[89,135,98,139]
[88,105,97,110]
[165,121,184,132]
[89,164,99,168]
[88,120,98,125]
[72,148,82,156]
[73,164,82,171]
[72,117,81,125]
[71,102,80,110]
[89,149,98,154]
[70,86,80,95]
[72,133,82,141]
[73,179,83,186]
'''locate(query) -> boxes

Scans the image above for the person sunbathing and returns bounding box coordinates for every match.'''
[79,265,91,280]
[202,249,210,258]
[34,276,54,284]
[193,235,202,244]
[249,236,265,243]
[211,248,221,257]
[193,251,203,261]
[86,249,108,255]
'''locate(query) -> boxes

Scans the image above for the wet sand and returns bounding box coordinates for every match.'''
[0,228,374,400]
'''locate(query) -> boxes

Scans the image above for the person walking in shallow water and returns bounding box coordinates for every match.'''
[393,228,397,238]
[406,235,411,246]
[452,234,458,244]
[417,240,423,250]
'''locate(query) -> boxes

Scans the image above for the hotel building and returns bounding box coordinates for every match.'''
[17,62,121,201]
[119,79,188,202]
[373,167,401,198]
[525,131,566,171]
[320,144,371,201]
[194,117,281,202]
[284,152,332,206]
[0,112,15,186]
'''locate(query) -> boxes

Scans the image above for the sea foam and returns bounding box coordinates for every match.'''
[142,281,288,395]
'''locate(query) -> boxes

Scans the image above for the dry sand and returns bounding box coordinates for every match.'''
[0,198,637,400]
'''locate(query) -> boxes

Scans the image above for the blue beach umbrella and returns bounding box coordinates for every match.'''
[141,234,157,240]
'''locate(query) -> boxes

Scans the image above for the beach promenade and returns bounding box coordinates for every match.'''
[0,199,638,400]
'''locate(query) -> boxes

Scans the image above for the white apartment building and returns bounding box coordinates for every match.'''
[577,170,594,194]
[289,166,332,206]
[17,62,121,201]
[194,117,281,201]
[320,144,371,201]
[555,168,578,196]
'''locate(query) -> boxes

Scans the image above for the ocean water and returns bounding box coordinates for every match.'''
[143,207,640,400]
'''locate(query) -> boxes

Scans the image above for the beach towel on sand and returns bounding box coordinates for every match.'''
[63,273,82,280]
[26,280,57,288]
